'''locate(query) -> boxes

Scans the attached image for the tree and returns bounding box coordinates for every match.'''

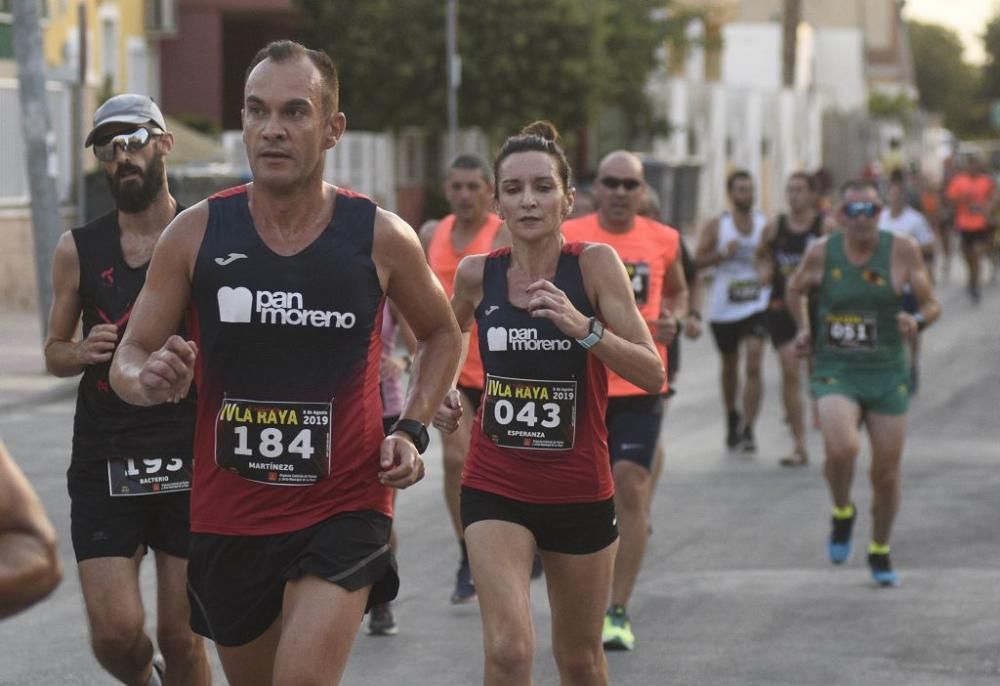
[295,0,668,145]
[982,11,1000,103]
[909,20,987,137]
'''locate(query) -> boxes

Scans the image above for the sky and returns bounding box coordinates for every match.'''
[904,0,999,65]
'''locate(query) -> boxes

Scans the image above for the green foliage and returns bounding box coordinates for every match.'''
[294,0,668,144]
[908,20,988,137]
[983,12,1000,103]
[867,91,915,121]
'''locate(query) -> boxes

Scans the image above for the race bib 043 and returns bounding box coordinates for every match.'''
[215,397,332,486]
[825,312,877,351]
[481,374,576,451]
[108,457,192,497]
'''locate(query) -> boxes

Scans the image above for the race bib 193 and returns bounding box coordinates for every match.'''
[108,457,191,497]
[481,374,576,451]
[215,397,332,486]
[825,312,877,351]
[728,279,761,303]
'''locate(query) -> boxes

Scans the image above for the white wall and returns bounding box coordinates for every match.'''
[722,23,782,91]
[812,28,866,111]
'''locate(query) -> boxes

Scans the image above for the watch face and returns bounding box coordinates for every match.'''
[592,318,605,337]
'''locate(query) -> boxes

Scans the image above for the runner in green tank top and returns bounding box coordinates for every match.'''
[787,179,940,588]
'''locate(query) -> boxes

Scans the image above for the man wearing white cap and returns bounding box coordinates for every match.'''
[44,94,210,685]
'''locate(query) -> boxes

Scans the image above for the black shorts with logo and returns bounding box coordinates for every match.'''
[187,510,398,647]
[710,311,769,355]
[606,394,664,470]
[461,486,617,555]
[68,459,191,563]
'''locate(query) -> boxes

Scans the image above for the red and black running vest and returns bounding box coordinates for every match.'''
[188,186,390,536]
[462,243,612,504]
[71,208,194,465]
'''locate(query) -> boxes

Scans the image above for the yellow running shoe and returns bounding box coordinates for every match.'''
[602,606,635,651]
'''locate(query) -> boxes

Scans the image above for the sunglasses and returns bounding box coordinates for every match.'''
[841,201,881,219]
[599,176,642,191]
[92,127,163,162]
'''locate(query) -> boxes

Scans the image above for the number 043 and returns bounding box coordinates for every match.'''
[233,427,315,459]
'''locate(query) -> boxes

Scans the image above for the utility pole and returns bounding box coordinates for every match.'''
[446,0,460,163]
[13,0,62,340]
[782,0,801,88]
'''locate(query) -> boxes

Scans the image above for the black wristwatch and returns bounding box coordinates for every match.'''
[389,419,430,454]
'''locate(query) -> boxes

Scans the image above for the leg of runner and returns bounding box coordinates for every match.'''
[963,237,983,302]
[153,551,210,685]
[215,617,281,686]
[865,412,906,546]
[78,549,158,685]
[270,576,371,686]
[465,521,536,685]
[776,342,807,465]
[740,335,765,452]
[441,389,477,603]
[608,461,651,621]
[817,395,862,563]
[544,544,617,686]
[719,350,741,447]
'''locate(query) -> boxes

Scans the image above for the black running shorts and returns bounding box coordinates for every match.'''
[765,307,798,349]
[187,510,398,647]
[710,311,769,355]
[460,486,618,555]
[68,460,190,563]
[606,394,664,470]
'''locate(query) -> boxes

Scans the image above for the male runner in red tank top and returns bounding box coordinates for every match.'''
[111,42,461,686]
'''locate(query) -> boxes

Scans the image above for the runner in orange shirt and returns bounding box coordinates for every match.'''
[945,155,996,303]
[420,154,510,603]
[563,151,687,651]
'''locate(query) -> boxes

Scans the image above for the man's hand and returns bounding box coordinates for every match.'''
[793,329,812,358]
[433,388,464,434]
[137,335,197,405]
[378,436,426,489]
[896,311,920,340]
[648,314,679,346]
[683,314,703,340]
[76,324,118,366]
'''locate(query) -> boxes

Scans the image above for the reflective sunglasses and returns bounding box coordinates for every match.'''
[599,176,642,191]
[92,127,163,162]
[841,201,881,219]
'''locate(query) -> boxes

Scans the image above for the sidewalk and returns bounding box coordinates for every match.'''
[0,308,77,413]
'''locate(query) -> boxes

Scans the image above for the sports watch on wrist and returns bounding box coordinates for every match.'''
[576,317,605,350]
[389,419,430,454]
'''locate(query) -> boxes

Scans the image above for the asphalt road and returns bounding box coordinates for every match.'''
[1,267,998,685]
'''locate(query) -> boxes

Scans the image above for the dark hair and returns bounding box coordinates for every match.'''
[787,171,816,192]
[493,120,572,197]
[840,178,881,198]
[449,154,494,185]
[245,40,339,115]
[726,169,752,192]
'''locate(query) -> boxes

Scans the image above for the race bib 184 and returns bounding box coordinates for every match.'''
[825,312,877,351]
[215,397,332,486]
[108,457,191,497]
[481,375,576,451]
[728,279,761,303]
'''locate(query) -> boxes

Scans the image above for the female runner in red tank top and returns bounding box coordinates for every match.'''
[442,122,664,685]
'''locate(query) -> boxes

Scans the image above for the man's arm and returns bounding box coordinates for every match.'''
[754,219,778,286]
[110,205,205,406]
[894,235,942,339]
[652,254,688,346]
[0,438,62,620]
[786,238,828,355]
[694,216,727,269]
[43,232,118,377]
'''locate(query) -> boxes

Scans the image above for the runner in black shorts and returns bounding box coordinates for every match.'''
[755,171,834,466]
[45,94,209,685]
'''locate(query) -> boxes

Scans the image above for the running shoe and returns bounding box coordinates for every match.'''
[367,602,399,635]
[868,552,900,587]
[451,561,476,604]
[530,553,543,580]
[602,606,635,651]
[827,505,855,564]
[726,411,742,448]
[740,426,756,453]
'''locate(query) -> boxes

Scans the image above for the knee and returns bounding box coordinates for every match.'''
[613,471,650,514]
[745,355,763,380]
[485,632,534,679]
[825,442,859,464]
[442,446,466,477]
[90,615,145,664]
[157,622,202,665]
[554,644,605,684]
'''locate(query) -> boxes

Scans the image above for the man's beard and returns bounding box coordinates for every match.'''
[106,152,165,213]
[733,199,753,213]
